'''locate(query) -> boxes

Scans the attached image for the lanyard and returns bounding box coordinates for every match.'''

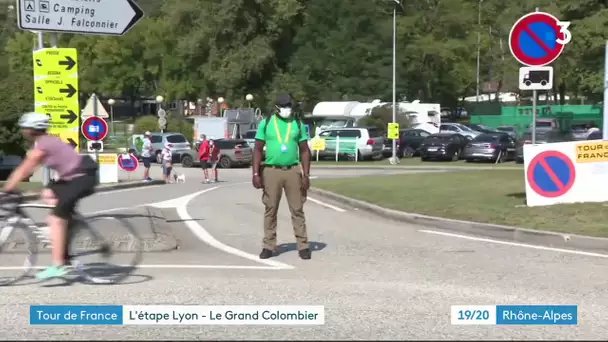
[273,116,292,144]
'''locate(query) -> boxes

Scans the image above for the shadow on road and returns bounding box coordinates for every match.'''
[276,241,327,254]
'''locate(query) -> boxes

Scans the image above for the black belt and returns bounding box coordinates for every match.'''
[264,164,299,170]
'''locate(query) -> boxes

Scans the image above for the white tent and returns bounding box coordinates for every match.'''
[311,101,360,116]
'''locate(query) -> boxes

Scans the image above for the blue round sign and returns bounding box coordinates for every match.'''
[81,117,108,141]
[118,153,139,172]
[526,151,575,198]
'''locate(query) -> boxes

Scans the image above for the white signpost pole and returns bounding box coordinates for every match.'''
[603,41,608,140]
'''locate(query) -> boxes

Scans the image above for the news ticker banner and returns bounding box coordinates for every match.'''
[451,305,577,325]
[30,305,325,325]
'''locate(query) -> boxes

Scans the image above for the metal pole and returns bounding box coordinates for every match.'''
[391,5,397,163]
[159,103,163,134]
[36,31,53,185]
[532,90,537,144]
[110,105,115,135]
[50,33,57,48]
[92,94,100,182]
[603,41,608,140]
[475,0,482,102]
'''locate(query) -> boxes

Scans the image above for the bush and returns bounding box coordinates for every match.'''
[133,114,194,143]
[0,74,33,156]
[358,106,411,132]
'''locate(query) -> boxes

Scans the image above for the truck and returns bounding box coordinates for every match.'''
[523,70,550,87]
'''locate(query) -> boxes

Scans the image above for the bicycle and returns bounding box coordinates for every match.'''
[0,192,143,285]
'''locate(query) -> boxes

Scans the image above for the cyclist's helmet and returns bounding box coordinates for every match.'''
[18,112,50,130]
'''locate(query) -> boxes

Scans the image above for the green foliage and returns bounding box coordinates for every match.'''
[133,116,159,134]
[1,0,607,144]
[359,106,411,132]
[0,74,33,156]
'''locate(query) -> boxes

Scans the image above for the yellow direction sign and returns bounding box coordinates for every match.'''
[387,123,400,139]
[33,48,80,150]
[33,48,78,78]
[311,138,326,151]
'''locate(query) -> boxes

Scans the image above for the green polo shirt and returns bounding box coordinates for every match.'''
[256,115,308,166]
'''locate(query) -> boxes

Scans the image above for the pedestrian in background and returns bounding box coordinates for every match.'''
[198,134,211,183]
[209,139,220,182]
[161,144,173,184]
[141,131,154,182]
[252,93,312,260]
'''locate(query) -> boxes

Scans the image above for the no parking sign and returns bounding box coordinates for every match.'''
[118,153,139,172]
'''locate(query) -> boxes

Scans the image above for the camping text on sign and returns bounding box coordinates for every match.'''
[575,142,608,163]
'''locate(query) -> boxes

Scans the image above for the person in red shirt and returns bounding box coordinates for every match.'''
[198,135,211,183]
[209,139,220,182]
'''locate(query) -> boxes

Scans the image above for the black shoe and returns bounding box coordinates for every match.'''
[298,248,311,260]
[259,248,274,259]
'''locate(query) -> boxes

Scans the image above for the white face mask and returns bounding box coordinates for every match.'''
[278,107,292,119]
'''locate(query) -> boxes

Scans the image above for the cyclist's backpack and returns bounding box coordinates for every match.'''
[263,116,304,142]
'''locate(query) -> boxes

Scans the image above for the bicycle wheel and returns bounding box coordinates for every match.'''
[0,216,39,286]
[69,213,143,284]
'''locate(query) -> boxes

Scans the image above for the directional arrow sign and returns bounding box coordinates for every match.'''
[59,110,78,124]
[33,48,78,78]
[34,78,78,101]
[59,84,77,98]
[17,0,145,36]
[67,138,78,149]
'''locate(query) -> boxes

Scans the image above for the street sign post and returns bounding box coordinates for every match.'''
[81,94,110,118]
[33,48,79,150]
[17,0,144,36]
[118,153,139,172]
[519,66,553,91]
[509,10,571,145]
[81,116,109,141]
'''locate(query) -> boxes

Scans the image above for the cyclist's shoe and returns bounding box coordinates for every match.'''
[35,265,69,280]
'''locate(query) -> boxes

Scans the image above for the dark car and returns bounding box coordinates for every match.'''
[496,125,518,139]
[588,130,602,140]
[515,130,571,163]
[419,133,468,161]
[463,133,517,163]
[464,123,497,134]
[395,128,431,158]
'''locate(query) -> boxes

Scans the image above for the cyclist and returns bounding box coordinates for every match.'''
[2,113,97,280]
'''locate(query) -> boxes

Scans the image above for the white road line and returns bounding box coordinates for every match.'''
[307,197,346,212]
[95,184,164,195]
[419,229,608,258]
[0,264,282,271]
[150,187,295,270]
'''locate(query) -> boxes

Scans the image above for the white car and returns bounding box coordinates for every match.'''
[439,123,480,139]
[311,127,384,160]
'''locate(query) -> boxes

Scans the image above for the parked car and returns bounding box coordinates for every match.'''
[315,127,384,160]
[243,130,257,148]
[570,124,589,141]
[396,128,431,158]
[495,125,518,139]
[419,133,468,161]
[463,132,517,163]
[139,132,192,164]
[587,130,602,140]
[439,123,480,139]
[515,130,571,163]
[214,139,252,168]
[464,123,497,134]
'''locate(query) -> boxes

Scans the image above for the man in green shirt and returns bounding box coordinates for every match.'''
[252,93,312,260]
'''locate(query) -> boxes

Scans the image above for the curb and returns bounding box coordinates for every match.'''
[22,180,164,201]
[309,187,608,253]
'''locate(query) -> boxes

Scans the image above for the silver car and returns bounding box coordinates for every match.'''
[439,123,480,140]
[149,132,192,163]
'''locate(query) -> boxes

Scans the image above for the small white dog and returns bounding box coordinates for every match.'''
[173,173,186,183]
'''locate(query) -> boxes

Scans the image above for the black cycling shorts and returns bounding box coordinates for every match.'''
[47,174,97,220]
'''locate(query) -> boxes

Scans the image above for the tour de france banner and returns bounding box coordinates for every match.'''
[524,140,608,207]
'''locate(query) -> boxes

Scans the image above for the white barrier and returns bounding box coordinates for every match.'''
[88,153,118,184]
[524,140,608,206]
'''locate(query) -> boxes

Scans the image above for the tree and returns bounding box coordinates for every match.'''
[0,73,34,156]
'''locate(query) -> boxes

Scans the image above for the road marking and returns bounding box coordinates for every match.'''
[419,229,608,258]
[307,197,346,212]
[149,187,295,270]
[95,185,164,195]
[0,264,283,271]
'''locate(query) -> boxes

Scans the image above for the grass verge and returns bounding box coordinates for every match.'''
[313,170,607,237]
[312,158,522,168]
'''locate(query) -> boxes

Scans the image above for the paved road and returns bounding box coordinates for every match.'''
[3,168,607,339]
